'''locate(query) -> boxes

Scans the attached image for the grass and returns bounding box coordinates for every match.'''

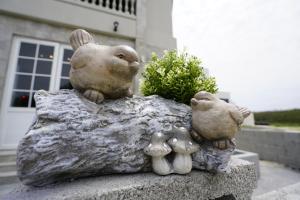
[254,109,300,125]
[242,124,300,132]
[253,109,300,132]
[270,123,300,132]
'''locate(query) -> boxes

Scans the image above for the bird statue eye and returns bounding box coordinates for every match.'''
[116,54,125,59]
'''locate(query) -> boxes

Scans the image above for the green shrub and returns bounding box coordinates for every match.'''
[140,50,218,105]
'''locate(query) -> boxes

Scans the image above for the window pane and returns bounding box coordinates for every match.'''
[61,63,71,77]
[36,60,52,75]
[31,92,36,108]
[11,91,29,107]
[60,78,73,89]
[38,45,54,59]
[16,58,34,73]
[19,42,36,57]
[63,49,73,62]
[14,75,32,90]
[33,76,50,90]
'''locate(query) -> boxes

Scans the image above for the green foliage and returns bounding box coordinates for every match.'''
[140,50,218,105]
[254,109,300,126]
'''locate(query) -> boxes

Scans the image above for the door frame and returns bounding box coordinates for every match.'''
[0,36,61,149]
[54,44,73,90]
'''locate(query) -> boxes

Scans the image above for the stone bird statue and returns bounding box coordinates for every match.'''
[190,91,251,149]
[69,29,140,103]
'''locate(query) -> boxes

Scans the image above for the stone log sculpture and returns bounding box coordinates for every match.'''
[16,90,235,186]
[15,29,249,187]
[69,29,140,103]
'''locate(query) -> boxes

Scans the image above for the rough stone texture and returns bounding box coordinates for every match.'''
[17,90,235,186]
[4,159,257,200]
[233,149,260,178]
[236,127,300,169]
[17,89,191,186]
[192,141,234,173]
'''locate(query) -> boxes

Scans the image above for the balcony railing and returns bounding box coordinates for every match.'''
[58,0,137,19]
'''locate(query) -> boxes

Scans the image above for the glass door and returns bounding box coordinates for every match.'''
[0,37,73,149]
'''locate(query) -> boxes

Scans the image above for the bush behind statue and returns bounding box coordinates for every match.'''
[140,50,218,105]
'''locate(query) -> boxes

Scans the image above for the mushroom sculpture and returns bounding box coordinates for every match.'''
[144,132,172,175]
[168,126,200,174]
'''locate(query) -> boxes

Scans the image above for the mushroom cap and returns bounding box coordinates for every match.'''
[144,132,172,156]
[150,132,169,143]
[144,143,172,157]
[168,138,199,154]
[168,126,200,154]
[171,126,189,137]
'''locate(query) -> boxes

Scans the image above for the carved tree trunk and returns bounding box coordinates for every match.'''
[17,90,192,186]
[17,90,234,187]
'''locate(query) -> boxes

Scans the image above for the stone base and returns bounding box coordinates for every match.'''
[3,158,257,200]
[233,149,260,178]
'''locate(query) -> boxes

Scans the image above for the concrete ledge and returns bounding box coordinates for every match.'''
[233,149,260,178]
[237,127,300,169]
[2,158,256,200]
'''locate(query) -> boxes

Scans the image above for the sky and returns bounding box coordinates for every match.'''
[172,0,300,111]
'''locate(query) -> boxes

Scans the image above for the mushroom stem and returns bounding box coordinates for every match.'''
[144,132,173,175]
[167,126,200,175]
[152,156,172,175]
[173,153,193,174]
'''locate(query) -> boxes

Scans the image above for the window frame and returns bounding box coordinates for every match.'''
[4,37,60,112]
[55,44,73,91]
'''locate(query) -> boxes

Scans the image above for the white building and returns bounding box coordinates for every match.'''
[0,0,177,149]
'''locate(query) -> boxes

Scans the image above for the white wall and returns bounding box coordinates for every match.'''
[0,0,137,38]
[144,0,176,49]
[135,0,177,93]
[173,0,300,111]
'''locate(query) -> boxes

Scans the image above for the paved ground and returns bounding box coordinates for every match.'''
[253,160,300,196]
[254,182,300,200]
[0,183,19,198]
[1,160,300,199]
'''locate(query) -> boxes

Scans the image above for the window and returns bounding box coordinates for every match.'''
[59,48,73,90]
[8,38,73,108]
[11,42,54,107]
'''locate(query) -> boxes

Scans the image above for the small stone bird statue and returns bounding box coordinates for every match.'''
[191,91,251,149]
[69,29,140,103]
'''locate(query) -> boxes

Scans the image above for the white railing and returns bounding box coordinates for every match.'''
[58,0,137,19]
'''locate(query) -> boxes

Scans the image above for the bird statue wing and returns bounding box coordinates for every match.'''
[69,29,96,70]
[70,45,97,70]
[70,29,94,51]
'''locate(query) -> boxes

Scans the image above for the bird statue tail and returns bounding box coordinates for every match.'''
[238,107,251,118]
[69,29,94,50]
